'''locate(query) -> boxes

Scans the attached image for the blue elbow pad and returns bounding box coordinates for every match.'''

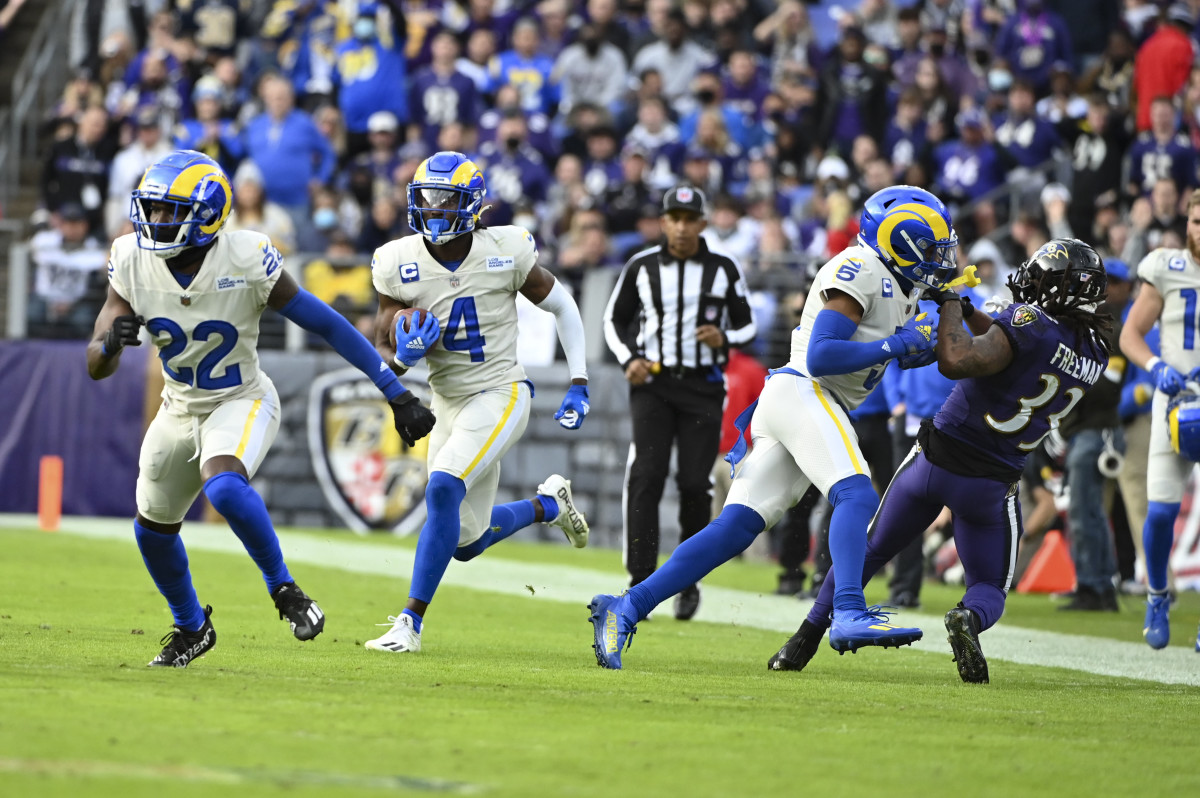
[279,288,405,401]
[806,309,892,377]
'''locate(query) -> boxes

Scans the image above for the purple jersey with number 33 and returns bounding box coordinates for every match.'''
[932,303,1109,470]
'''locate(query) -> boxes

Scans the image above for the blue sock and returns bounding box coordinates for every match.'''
[401,608,423,633]
[204,472,292,593]
[134,521,206,631]
[535,494,559,522]
[1144,501,1180,593]
[454,500,539,561]
[625,504,764,620]
[827,474,879,614]
[410,471,467,604]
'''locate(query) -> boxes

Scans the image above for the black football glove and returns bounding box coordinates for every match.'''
[102,314,144,355]
[390,390,435,446]
[922,288,975,319]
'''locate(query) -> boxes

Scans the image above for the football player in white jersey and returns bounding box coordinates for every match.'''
[1121,188,1200,650]
[589,186,955,669]
[364,152,591,654]
[88,150,436,667]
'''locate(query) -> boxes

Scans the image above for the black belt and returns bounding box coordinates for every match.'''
[658,365,713,379]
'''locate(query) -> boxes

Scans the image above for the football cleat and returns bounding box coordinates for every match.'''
[944,606,989,684]
[149,605,216,668]
[365,613,422,653]
[767,620,825,672]
[538,474,589,548]
[673,584,700,621]
[829,605,923,653]
[271,582,325,641]
[588,593,637,669]
[1143,592,1171,650]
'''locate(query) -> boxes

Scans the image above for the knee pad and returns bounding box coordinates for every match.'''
[827,474,879,515]
[425,471,466,513]
[203,471,250,516]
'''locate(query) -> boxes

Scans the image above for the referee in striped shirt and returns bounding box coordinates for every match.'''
[602,184,756,620]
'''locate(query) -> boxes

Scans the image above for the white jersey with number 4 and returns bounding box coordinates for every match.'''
[1136,248,1200,375]
[788,243,920,410]
[371,225,537,398]
[107,229,284,416]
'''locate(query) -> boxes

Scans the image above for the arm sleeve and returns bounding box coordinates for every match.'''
[602,258,643,367]
[278,288,407,401]
[806,308,895,377]
[721,256,757,347]
[535,278,588,381]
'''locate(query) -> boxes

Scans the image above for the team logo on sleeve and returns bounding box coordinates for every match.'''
[400,262,420,283]
[1169,256,1186,272]
[1012,305,1038,327]
[308,369,431,533]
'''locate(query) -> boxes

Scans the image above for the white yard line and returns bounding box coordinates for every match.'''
[5,515,1198,686]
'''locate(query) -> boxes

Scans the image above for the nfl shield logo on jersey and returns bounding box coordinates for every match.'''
[308,368,431,533]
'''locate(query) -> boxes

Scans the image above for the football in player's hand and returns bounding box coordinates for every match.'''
[390,307,437,348]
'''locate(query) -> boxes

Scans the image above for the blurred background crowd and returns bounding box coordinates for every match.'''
[9,0,1200,602]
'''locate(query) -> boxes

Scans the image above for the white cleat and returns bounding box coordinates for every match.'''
[364,614,422,653]
[538,474,589,548]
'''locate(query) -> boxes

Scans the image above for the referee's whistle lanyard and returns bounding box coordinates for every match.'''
[722,366,807,477]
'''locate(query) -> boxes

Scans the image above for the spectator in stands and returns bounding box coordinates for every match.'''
[52,68,107,125]
[343,110,402,209]
[1127,96,1196,198]
[625,95,684,189]
[889,7,923,86]
[1036,62,1088,123]
[604,144,655,236]
[407,31,480,152]
[41,106,115,236]
[176,0,253,61]
[455,0,519,52]
[478,114,551,226]
[587,0,633,60]
[261,0,348,105]
[1122,179,1187,265]
[884,88,930,180]
[313,103,349,168]
[535,0,572,60]
[582,125,624,198]
[1082,26,1136,112]
[722,48,770,125]
[702,193,759,261]
[357,194,405,253]
[1133,3,1195,132]
[113,49,187,130]
[754,0,819,86]
[458,27,498,93]
[225,160,298,255]
[552,24,629,116]
[555,209,614,296]
[333,0,408,160]
[911,55,958,140]
[106,107,172,240]
[679,70,763,154]
[175,75,245,175]
[994,0,1074,95]
[27,203,108,339]
[618,202,663,263]
[490,16,557,116]
[933,108,1008,205]
[303,233,375,334]
[243,73,337,231]
[994,79,1061,182]
[815,25,887,158]
[1063,93,1129,238]
[632,8,717,109]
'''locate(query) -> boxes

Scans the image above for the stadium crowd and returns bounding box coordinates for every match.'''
[20,0,1200,605]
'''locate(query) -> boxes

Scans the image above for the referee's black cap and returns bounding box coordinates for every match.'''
[662,184,707,218]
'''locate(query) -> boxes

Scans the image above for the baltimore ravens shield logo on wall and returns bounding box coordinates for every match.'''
[308,368,431,533]
[1012,305,1038,327]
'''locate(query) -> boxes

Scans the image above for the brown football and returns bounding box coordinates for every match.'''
[390,307,436,348]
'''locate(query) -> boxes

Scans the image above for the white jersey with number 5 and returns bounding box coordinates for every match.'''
[371,225,537,398]
[1136,248,1200,374]
[107,229,284,416]
[787,243,920,410]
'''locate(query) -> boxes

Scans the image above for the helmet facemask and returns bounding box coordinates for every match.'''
[407,184,482,243]
[130,194,202,259]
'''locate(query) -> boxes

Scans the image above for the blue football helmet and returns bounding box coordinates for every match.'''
[1168,390,1200,462]
[859,185,958,289]
[407,151,486,243]
[130,150,233,258]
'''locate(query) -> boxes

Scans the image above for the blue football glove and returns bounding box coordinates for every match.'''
[898,344,938,370]
[394,310,441,368]
[554,384,590,430]
[1151,359,1186,396]
[885,315,935,359]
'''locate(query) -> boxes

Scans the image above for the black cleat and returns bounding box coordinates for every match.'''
[272,582,325,641]
[149,605,216,668]
[768,620,825,672]
[945,605,989,684]
[674,584,701,621]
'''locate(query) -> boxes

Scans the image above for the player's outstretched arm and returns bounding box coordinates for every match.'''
[87,285,143,381]
[521,265,590,429]
[806,289,934,377]
[374,292,410,374]
[935,298,1014,379]
[1120,281,1164,372]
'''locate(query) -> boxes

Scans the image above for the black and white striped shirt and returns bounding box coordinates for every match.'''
[603,239,756,370]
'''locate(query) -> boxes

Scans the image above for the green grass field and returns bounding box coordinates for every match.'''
[2,520,1199,798]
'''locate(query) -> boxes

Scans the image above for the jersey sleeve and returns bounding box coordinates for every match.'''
[511,226,538,291]
[1135,248,1170,292]
[236,232,285,308]
[370,240,405,301]
[816,251,875,317]
[993,303,1054,356]
[105,236,135,303]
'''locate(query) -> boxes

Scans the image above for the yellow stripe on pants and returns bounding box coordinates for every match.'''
[462,384,520,479]
[811,382,864,475]
[234,399,263,459]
